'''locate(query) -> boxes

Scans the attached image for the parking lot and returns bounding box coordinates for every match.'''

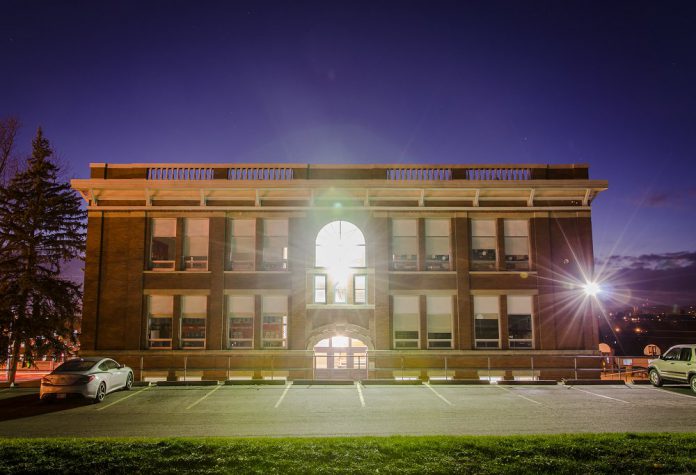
[0,382,694,438]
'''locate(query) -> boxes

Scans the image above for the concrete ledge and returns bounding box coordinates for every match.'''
[155,380,220,387]
[429,379,490,385]
[497,380,558,385]
[225,380,286,385]
[133,381,153,387]
[563,379,626,385]
[291,379,354,385]
[361,379,423,385]
[631,380,652,385]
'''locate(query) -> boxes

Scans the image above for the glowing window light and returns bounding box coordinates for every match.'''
[315,221,366,278]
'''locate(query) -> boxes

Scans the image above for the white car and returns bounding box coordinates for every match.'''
[648,344,696,393]
[40,357,134,403]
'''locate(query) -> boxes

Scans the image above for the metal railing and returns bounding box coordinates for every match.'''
[119,354,651,383]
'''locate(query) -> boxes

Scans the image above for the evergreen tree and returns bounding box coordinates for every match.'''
[0,128,85,385]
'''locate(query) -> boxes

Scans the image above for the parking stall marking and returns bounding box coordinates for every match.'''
[96,385,151,411]
[274,382,292,409]
[630,386,696,400]
[185,384,222,410]
[355,382,365,408]
[569,386,630,404]
[496,385,544,406]
[424,382,453,406]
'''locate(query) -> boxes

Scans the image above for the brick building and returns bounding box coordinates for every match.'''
[71,163,607,381]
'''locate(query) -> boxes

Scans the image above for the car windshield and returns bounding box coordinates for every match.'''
[54,359,97,372]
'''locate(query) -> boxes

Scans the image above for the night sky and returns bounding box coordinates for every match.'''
[3,1,696,305]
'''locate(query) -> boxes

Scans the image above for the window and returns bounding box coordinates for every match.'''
[474,295,500,348]
[391,219,418,270]
[183,219,209,271]
[180,296,207,348]
[315,221,366,268]
[227,295,254,348]
[393,296,419,349]
[150,218,176,271]
[504,220,529,271]
[262,219,288,270]
[471,220,497,270]
[262,296,287,348]
[334,279,348,304]
[425,219,451,271]
[427,296,453,348]
[662,348,680,361]
[228,219,255,270]
[354,275,367,304]
[148,295,173,349]
[680,348,693,362]
[314,275,327,303]
[507,295,533,349]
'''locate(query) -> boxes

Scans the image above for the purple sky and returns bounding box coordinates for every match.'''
[3,1,696,305]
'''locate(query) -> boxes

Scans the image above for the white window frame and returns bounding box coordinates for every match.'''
[426,296,453,349]
[180,296,207,349]
[474,295,500,349]
[471,219,497,271]
[391,219,418,271]
[507,295,534,349]
[228,219,256,271]
[227,295,255,349]
[314,274,327,304]
[148,295,173,349]
[393,296,420,349]
[150,218,176,271]
[425,219,451,271]
[262,296,288,349]
[183,218,209,271]
[353,275,367,304]
[504,219,530,271]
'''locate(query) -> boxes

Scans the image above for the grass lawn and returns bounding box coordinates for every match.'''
[1,433,695,474]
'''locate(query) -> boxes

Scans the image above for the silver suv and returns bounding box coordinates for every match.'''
[648,344,696,393]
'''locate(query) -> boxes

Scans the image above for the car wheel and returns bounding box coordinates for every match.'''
[690,375,696,394]
[649,369,663,387]
[93,382,107,403]
[124,372,133,391]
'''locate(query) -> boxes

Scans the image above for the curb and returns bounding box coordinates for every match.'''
[155,380,220,387]
[291,379,354,385]
[428,379,490,385]
[562,379,626,385]
[361,379,423,385]
[225,380,286,385]
[496,380,558,385]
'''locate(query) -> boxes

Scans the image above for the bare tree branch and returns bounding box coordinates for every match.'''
[0,117,20,184]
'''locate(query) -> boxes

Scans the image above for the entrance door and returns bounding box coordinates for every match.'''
[313,336,368,380]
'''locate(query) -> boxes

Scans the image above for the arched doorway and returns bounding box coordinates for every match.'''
[313,335,368,380]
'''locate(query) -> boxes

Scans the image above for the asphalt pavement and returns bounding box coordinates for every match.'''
[0,383,694,438]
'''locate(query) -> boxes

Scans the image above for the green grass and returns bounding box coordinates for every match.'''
[1,433,695,474]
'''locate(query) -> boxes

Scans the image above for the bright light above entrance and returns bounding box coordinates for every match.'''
[315,221,366,279]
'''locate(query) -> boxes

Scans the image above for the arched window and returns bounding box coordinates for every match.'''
[315,221,366,269]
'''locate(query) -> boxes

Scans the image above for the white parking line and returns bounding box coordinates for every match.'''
[0,388,9,393]
[355,382,365,407]
[96,385,151,411]
[274,382,292,409]
[186,384,222,410]
[496,385,543,405]
[569,386,630,404]
[424,382,453,406]
[632,386,696,400]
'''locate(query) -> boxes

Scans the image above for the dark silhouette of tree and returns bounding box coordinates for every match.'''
[0,117,20,184]
[0,128,85,385]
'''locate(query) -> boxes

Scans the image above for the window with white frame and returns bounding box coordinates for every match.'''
[315,221,366,268]
[180,295,207,348]
[183,218,209,271]
[507,295,533,349]
[262,295,287,348]
[427,296,453,348]
[262,219,288,270]
[393,296,420,348]
[474,295,500,348]
[334,279,348,304]
[314,274,327,303]
[227,295,254,348]
[150,218,176,271]
[354,275,367,304]
[425,219,451,271]
[504,220,530,271]
[471,219,497,270]
[147,295,173,349]
[391,219,418,270]
[228,219,255,271]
